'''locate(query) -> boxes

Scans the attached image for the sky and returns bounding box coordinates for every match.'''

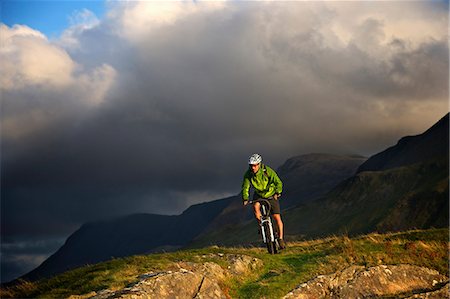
[1,0,106,38]
[1,0,449,283]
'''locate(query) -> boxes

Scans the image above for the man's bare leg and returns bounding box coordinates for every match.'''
[272,214,284,240]
[253,202,262,224]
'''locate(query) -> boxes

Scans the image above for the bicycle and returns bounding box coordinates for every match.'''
[248,199,280,254]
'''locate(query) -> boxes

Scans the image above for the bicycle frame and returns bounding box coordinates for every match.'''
[248,199,279,254]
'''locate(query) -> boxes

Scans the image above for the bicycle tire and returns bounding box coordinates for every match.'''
[273,239,279,254]
[263,223,275,254]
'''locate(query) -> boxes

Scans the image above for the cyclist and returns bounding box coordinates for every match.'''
[242,153,286,249]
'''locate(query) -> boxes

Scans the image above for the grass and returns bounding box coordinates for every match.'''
[2,228,448,299]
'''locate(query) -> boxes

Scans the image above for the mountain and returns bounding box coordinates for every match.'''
[283,158,448,238]
[191,113,449,246]
[277,153,367,208]
[284,114,449,238]
[19,154,364,282]
[20,113,448,282]
[22,196,235,282]
[195,154,366,237]
[357,114,448,172]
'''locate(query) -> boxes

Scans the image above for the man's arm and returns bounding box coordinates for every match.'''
[242,172,251,204]
[268,166,283,195]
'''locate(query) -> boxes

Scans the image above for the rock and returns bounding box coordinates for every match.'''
[89,254,262,299]
[405,282,449,299]
[92,270,221,299]
[284,264,448,299]
[175,261,227,281]
[67,291,97,299]
[89,289,115,299]
[226,254,263,275]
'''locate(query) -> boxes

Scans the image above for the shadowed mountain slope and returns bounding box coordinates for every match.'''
[283,157,448,238]
[277,153,367,208]
[357,114,448,172]
[21,196,235,282]
[19,113,448,283]
[19,154,364,283]
[196,154,366,237]
[191,113,449,246]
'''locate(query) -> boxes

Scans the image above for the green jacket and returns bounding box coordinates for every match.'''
[242,164,283,202]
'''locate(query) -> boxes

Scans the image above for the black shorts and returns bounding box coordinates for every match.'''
[252,193,281,215]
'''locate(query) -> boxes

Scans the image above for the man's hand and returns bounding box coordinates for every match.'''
[274,193,281,200]
[243,200,249,206]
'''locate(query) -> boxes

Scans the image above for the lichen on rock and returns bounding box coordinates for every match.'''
[284,264,448,299]
[87,254,262,299]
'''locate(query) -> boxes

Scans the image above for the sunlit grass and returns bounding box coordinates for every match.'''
[2,228,447,299]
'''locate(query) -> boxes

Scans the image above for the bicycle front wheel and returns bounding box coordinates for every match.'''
[263,223,276,254]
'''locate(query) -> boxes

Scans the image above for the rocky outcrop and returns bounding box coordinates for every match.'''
[284,264,448,299]
[77,254,262,299]
[405,282,449,299]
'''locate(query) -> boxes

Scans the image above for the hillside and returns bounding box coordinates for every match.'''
[2,228,448,299]
[21,196,235,282]
[283,158,448,238]
[357,113,449,172]
[19,153,364,283]
[285,114,449,238]
[277,153,367,208]
[197,154,366,236]
[16,113,448,285]
[191,113,449,246]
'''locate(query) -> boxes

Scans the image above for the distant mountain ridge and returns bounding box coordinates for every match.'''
[22,196,235,281]
[357,114,448,172]
[196,153,366,237]
[283,158,448,238]
[277,153,367,208]
[19,113,449,283]
[191,113,449,246]
[20,153,365,283]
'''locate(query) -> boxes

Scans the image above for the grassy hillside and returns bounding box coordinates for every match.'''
[194,154,366,241]
[276,154,367,208]
[284,158,448,237]
[192,158,448,247]
[23,196,235,282]
[2,228,447,299]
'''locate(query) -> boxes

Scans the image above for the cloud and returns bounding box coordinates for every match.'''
[2,0,448,216]
[68,8,100,28]
[0,24,116,141]
[0,24,75,89]
[110,1,227,42]
[1,237,64,282]
[59,8,100,49]
[1,0,448,281]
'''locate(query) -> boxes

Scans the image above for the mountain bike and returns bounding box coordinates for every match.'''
[248,199,280,254]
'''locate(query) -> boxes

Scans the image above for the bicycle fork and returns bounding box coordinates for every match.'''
[260,206,275,243]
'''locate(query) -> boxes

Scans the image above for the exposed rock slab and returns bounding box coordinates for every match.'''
[405,282,449,299]
[86,254,262,299]
[284,264,448,299]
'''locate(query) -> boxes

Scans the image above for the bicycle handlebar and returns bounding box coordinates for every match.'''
[247,199,271,205]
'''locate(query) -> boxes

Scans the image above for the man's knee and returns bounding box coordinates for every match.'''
[253,203,261,220]
[273,214,283,223]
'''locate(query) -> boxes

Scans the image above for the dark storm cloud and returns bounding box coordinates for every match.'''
[1,1,448,282]
[1,237,64,282]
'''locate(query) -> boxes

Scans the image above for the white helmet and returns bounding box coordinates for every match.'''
[248,153,262,165]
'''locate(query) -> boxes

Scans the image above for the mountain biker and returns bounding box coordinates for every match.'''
[242,153,286,249]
